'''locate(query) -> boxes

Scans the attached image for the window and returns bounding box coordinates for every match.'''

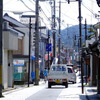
[62,66,66,71]
[68,68,72,73]
[52,66,66,71]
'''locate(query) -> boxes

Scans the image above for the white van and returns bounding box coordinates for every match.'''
[48,64,68,88]
[67,66,76,84]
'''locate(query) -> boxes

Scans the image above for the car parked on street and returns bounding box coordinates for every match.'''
[67,66,76,84]
[48,64,69,88]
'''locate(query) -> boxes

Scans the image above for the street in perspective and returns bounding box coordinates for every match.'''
[0,0,100,100]
[0,71,96,100]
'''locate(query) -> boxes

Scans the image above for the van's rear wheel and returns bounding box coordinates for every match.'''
[48,82,51,88]
[72,81,75,84]
[65,82,68,88]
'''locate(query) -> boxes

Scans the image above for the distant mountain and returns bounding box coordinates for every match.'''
[59,24,93,48]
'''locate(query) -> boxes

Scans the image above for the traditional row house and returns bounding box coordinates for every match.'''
[2,13,48,89]
[3,13,27,88]
[83,22,100,94]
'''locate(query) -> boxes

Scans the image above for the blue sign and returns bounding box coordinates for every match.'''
[31,56,35,60]
[13,60,24,66]
[46,43,52,51]
[49,43,52,51]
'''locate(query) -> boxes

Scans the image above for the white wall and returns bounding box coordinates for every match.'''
[3,49,8,89]
[8,51,13,87]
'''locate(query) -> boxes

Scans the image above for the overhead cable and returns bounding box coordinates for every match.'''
[20,0,35,12]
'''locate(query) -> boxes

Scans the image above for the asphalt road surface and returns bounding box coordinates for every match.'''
[26,75,87,100]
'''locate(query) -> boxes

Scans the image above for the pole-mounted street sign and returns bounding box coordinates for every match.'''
[46,43,52,52]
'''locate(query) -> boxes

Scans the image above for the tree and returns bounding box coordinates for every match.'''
[87,25,97,39]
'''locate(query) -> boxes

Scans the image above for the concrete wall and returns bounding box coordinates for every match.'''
[2,50,13,89]
[8,51,13,87]
[15,27,35,56]
[3,31,18,50]
[24,32,29,55]
[3,30,19,89]
[3,49,8,88]
[13,38,24,55]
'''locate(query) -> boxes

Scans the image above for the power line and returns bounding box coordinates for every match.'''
[81,2,96,16]
[61,11,78,22]
[29,0,35,5]
[32,0,51,23]
[19,0,35,12]
[19,0,51,27]
[45,2,51,14]
[29,0,51,26]
[40,8,51,22]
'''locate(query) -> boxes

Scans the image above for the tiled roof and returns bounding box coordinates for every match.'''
[3,13,27,28]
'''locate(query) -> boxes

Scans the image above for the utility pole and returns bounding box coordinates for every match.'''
[85,19,87,85]
[67,0,83,93]
[21,15,35,87]
[35,0,39,85]
[58,0,61,64]
[78,0,84,94]
[48,30,50,72]
[0,0,3,97]
[28,17,31,87]
[85,19,87,43]
[52,0,56,61]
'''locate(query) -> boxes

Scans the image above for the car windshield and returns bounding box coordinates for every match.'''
[52,66,66,71]
[68,68,73,73]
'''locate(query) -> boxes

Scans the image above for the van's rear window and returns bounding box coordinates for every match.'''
[52,66,66,71]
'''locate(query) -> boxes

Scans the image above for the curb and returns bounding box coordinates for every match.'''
[84,86,100,100]
[84,86,90,100]
[2,80,45,94]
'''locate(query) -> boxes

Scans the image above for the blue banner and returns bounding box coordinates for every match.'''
[31,71,35,79]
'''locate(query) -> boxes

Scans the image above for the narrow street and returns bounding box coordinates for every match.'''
[26,73,87,100]
[1,72,88,100]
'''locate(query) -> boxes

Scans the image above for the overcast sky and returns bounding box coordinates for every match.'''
[3,0,100,29]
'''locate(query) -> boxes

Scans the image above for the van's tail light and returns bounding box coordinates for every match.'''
[62,79,67,82]
[48,79,53,81]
